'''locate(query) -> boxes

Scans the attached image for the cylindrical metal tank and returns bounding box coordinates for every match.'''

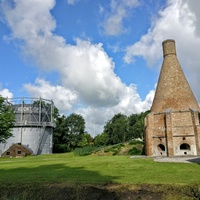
[0,97,55,156]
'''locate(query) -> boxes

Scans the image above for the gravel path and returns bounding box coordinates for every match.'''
[154,156,200,163]
[130,156,200,163]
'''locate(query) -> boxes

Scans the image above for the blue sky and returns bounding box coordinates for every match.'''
[0,0,200,136]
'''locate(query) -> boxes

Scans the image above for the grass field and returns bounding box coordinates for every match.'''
[0,153,200,185]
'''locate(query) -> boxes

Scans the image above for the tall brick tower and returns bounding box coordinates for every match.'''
[145,39,200,156]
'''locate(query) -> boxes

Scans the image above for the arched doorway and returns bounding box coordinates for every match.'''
[180,143,191,155]
[158,144,165,151]
[180,143,190,150]
[157,144,165,155]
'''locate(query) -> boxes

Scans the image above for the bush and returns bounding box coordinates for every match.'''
[129,140,143,145]
[73,146,102,156]
[128,147,142,155]
[53,144,70,153]
[104,144,125,155]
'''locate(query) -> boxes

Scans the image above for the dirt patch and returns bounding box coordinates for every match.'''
[0,183,162,200]
[0,183,199,200]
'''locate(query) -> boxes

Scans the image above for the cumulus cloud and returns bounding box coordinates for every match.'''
[102,0,140,36]
[77,86,154,136]
[60,39,126,107]
[23,78,77,113]
[1,0,126,107]
[124,0,200,103]
[1,0,153,135]
[1,0,56,40]
[185,0,200,36]
[0,88,14,98]
[2,0,200,136]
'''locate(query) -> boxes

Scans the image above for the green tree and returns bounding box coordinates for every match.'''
[94,132,109,147]
[77,135,88,147]
[104,113,128,145]
[101,111,150,145]
[127,114,140,140]
[53,115,69,153]
[127,111,150,140]
[0,96,15,143]
[83,133,93,145]
[53,113,86,152]
[66,113,85,149]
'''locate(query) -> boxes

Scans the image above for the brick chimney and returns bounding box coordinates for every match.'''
[151,39,200,112]
[145,40,200,157]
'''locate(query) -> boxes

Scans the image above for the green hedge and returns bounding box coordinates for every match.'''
[73,146,103,156]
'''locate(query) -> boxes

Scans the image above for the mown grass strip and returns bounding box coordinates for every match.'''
[0,153,200,185]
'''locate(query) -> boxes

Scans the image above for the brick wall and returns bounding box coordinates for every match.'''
[145,40,200,156]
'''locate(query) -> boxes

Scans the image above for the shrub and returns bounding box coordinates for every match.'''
[53,144,70,153]
[104,144,125,155]
[128,147,142,155]
[129,140,143,145]
[73,146,102,156]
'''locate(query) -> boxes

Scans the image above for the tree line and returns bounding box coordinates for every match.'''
[0,95,149,153]
[53,111,150,153]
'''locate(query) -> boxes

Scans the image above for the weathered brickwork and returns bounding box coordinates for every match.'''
[145,39,200,156]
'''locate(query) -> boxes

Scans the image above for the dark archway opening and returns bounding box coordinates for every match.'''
[158,144,165,151]
[180,143,190,150]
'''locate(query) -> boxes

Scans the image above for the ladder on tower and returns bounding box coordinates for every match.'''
[35,123,46,155]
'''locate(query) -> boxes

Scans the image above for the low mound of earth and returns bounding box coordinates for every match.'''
[93,141,144,156]
[1,183,199,200]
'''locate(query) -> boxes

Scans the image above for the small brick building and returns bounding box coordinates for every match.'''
[145,39,200,156]
[2,144,32,158]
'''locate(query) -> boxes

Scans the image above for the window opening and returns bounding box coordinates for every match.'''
[6,152,10,155]
[17,151,21,154]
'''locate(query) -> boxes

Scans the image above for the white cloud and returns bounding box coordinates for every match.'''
[1,0,126,107]
[0,88,14,98]
[124,0,200,65]
[23,77,154,136]
[2,0,56,40]
[22,73,154,137]
[2,0,200,136]
[77,85,154,136]
[67,0,79,5]
[185,0,200,36]
[60,39,126,107]
[112,84,154,115]
[124,0,200,103]
[99,5,104,14]
[1,0,153,135]
[23,78,78,113]
[102,0,140,36]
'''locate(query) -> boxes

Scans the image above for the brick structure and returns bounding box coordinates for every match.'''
[145,39,200,156]
[2,144,31,158]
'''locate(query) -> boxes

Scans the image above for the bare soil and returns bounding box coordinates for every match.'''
[1,183,199,200]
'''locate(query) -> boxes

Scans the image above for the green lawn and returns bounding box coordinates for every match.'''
[0,153,200,185]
